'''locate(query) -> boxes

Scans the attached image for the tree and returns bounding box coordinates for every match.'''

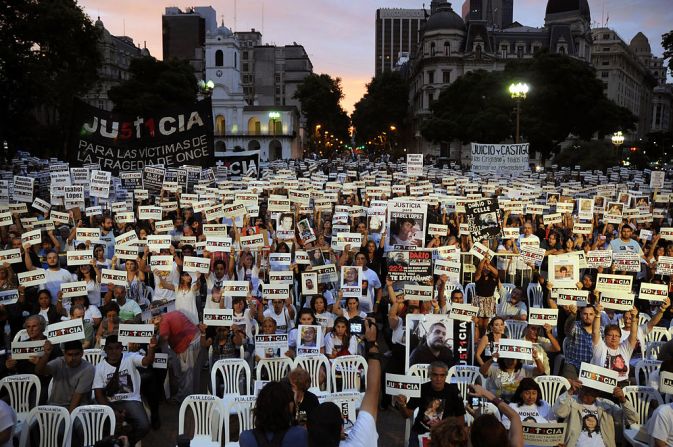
[293,74,350,156]
[108,57,198,116]
[0,0,101,157]
[663,30,673,76]
[552,140,620,170]
[422,52,637,160]
[351,71,409,153]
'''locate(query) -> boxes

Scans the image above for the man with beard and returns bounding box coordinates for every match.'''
[409,322,455,367]
[32,250,72,305]
[99,215,116,260]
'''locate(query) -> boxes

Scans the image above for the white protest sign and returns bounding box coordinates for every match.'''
[519,245,546,266]
[18,269,47,287]
[263,284,290,301]
[254,334,289,359]
[556,289,589,307]
[46,319,85,343]
[183,256,211,274]
[497,338,534,361]
[656,256,673,276]
[101,269,128,287]
[269,270,294,285]
[118,324,155,344]
[115,230,139,246]
[407,154,424,177]
[0,249,22,264]
[115,246,139,261]
[448,303,479,322]
[385,373,422,399]
[470,143,529,173]
[11,340,45,360]
[660,228,673,241]
[611,252,641,273]
[222,281,249,297]
[578,362,619,393]
[599,290,635,311]
[153,353,169,369]
[60,281,88,299]
[528,308,558,326]
[21,229,42,246]
[660,371,673,395]
[0,290,19,305]
[335,233,363,250]
[586,250,613,268]
[203,308,234,326]
[150,255,173,272]
[296,325,323,356]
[469,241,491,261]
[427,224,448,236]
[240,233,265,249]
[403,284,433,301]
[67,250,94,266]
[638,282,668,302]
[206,237,232,252]
[502,227,520,239]
[147,235,171,252]
[595,273,633,293]
[650,171,665,189]
[521,422,566,447]
[0,211,12,227]
[76,228,100,242]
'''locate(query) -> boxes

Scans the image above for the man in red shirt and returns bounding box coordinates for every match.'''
[152,311,208,402]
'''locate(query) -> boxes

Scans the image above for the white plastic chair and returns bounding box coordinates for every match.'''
[505,320,528,340]
[404,407,420,447]
[331,355,368,393]
[447,365,483,401]
[645,341,665,360]
[224,396,256,446]
[293,354,331,393]
[465,401,501,427]
[645,326,671,343]
[71,405,116,447]
[638,313,651,327]
[0,374,41,428]
[408,363,430,382]
[255,357,292,382]
[500,283,516,303]
[210,358,251,397]
[526,282,544,308]
[19,405,71,447]
[463,283,476,304]
[634,359,663,387]
[12,329,28,342]
[178,394,224,447]
[623,386,664,446]
[534,375,570,406]
[83,348,104,366]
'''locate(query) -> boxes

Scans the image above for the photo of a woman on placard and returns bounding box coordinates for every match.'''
[577,413,604,446]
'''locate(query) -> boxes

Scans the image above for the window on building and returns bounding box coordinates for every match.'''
[248,117,261,135]
[268,119,282,135]
[501,44,508,59]
[444,41,450,55]
[603,33,610,39]
[243,63,249,72]
[602,60,609,65]
[427,71,434,84]
[442,71,450,83]
[603,47,610,51]
[215,50,223,67]
[601,71,609,78]
[430,41,436,56]
[559,46,566,54]
[532,45,540,54]
[242,51,248,60]
[475,44,482,58]
[215,115,226,136]
[517,45,524,58]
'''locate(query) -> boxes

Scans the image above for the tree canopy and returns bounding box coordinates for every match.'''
[108,57,198,116]
[351,71,409,148]
[421,52,637,159]
[663,29,673,76]
[0,0,101,156]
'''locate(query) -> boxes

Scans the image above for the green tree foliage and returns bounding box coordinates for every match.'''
[351,71,409,146]
[552,140,620,170]
[422,52,636,159]
[663,30,673,75]
[0,0,101,156]
[293,74,350,153]
[108,57,198,116]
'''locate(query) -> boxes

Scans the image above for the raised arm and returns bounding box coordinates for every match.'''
[359,319,381,420]
[592,303,603,346]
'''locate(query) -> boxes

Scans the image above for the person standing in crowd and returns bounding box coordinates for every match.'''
[473,256,500,338]
[103,285,141,324]
[562,304,597,379]
[591,303,638,386]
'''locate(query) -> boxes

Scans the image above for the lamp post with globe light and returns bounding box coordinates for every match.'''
[612,130,625,163]
[509,82,529,144]
[197,79,215,98]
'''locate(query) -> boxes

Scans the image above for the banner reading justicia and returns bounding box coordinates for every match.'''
[68,99,214,175]
[470,142,530,173]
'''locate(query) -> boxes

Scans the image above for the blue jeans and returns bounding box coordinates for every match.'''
[110,400,150,446]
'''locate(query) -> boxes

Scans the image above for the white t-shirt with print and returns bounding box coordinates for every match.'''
[591,338,634,382]
[576,404,606,447]
[93,353,144,402]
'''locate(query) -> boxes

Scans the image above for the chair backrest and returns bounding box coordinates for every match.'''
[331,355,368,393]
[210,358,251,397]
[293,354,331,392]
[645,341,665,360]
[646,327,671,343]
[256,357,293,382]
[178,394,224,442]
[71,405,116,447]
[447,365,483,401]
[0,374,41,423]
[623,386,664,425]
[634,359,663,387]
[505,320,528,340]
[638,313,651,327]
[12,329,28,342]
[465,401,501,427]
[526,283,543,308]
[83,348,104,366]
[463,283,476,304]
[500,283,516,303]
[19,405,71,447]
[225,396,256,443]
[534,375,570,406]
[408,363,430,383]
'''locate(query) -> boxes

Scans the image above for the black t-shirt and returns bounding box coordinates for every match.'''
[475,274,498,297]
[296,390,319,425]
[407,382,465,433]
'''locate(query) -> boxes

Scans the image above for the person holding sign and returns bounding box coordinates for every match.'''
[175,271,201,325]
[552,378,637,447]
[591,303,638,386]
[474,256,500,338]
[38,251,74,305]
[522,324,560,375]
[324,316,358,359]
[93,334,157,447]
[563,305,598,380]
[480,351,544,402]
[395,361,466,447]
[500,378,555,434]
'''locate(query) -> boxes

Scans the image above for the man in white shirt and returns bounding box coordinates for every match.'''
[646,359,673,447]
[35,250,74,304]
[515,222,539,287]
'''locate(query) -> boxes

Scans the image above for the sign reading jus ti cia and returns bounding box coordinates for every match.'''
[448,303,479,323]
[60,281,88,299]
[101,269,128,287]
[579,362,619,394]
[240,233,265,249]
[528,308,558,326]
[599,290,635,311]
[222,281,249,297]
[118,323,154,344]
[596,273,633,293]
[586,250,613,269]
[21,229,42,247]
[0,249,22,265]
[203,308,234,327]
[497,339,533,361]
[263,283,290,301]
[150,255,173,272]
[115,246,139,261]
[18,269,47,287]
[522,422,566,447]
[385,373,422,399]
[403,284,433,301]
[183,256,211,274]
[11,340,46,360]
[76,228,101,242]
[638,282,668,302]
[147,235,171,252]
[47,319,85,343]
[67,250,94,267]
[152,353,168,369]
[116,230,139,246]
[206,237,232,252]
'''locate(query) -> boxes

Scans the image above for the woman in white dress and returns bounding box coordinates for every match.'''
[175,271,200,324]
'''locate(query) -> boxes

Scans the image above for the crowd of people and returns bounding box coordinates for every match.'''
[0,153,672,447]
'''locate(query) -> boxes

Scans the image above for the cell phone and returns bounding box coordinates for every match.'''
[470,397,481,408]
[350,323,363,335]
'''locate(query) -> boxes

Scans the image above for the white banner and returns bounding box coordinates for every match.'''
[118,324,154,344]
[578,362,619,393]
[470,143,529,173]
[448,303,479,322]
[497,338,533,361]
[556,289,589,307]
[521,422,566,447]
[203,308,234,326]
[18,269,47,287]
[599,290,635,311]
[11,340,46,360]
[528,308,558,326]
[385,373,422,399]
[47,319,85,343]
[638,283,668,302]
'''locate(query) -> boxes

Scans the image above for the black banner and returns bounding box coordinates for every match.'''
[216,150,260,179]
[465,198,501,240]
[68,99,214,175]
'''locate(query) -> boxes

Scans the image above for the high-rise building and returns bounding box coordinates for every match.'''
[162,6,216,80]
[81,18,150,111]
[375,8,426,74]
[253,44,313,109]
[591,28,657,137]
[461,0,513,29]
[234,29,263,105]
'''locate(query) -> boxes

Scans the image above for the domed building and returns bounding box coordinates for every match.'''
[408,0,593,156]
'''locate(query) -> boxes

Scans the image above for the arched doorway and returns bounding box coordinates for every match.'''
[269,140,282,161]
[215,140,226,152]
[247,117,260,135]
[215,115,225,136]
[248,140,260,151]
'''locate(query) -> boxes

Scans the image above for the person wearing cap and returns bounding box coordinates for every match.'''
[552,378,637,447]
[34,339,95,412]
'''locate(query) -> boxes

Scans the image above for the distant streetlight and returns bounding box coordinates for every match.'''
[390,125,397,131]
[197,79,215,98]
[509,82,529,144]
[612,130,625,163]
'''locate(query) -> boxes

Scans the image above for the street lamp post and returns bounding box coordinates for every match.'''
[197,79,215,98]
[509,82,529,144]
[612,130,625,163]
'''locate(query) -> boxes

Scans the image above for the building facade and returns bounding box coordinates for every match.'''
[408,0,592,155]
[375,8,427,74]
[462,0,513,29]
[162,6,216,80]
[234,29,263,105]
[81,18,150,111]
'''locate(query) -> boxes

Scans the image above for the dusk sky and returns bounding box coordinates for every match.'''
[79,0,672,113]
